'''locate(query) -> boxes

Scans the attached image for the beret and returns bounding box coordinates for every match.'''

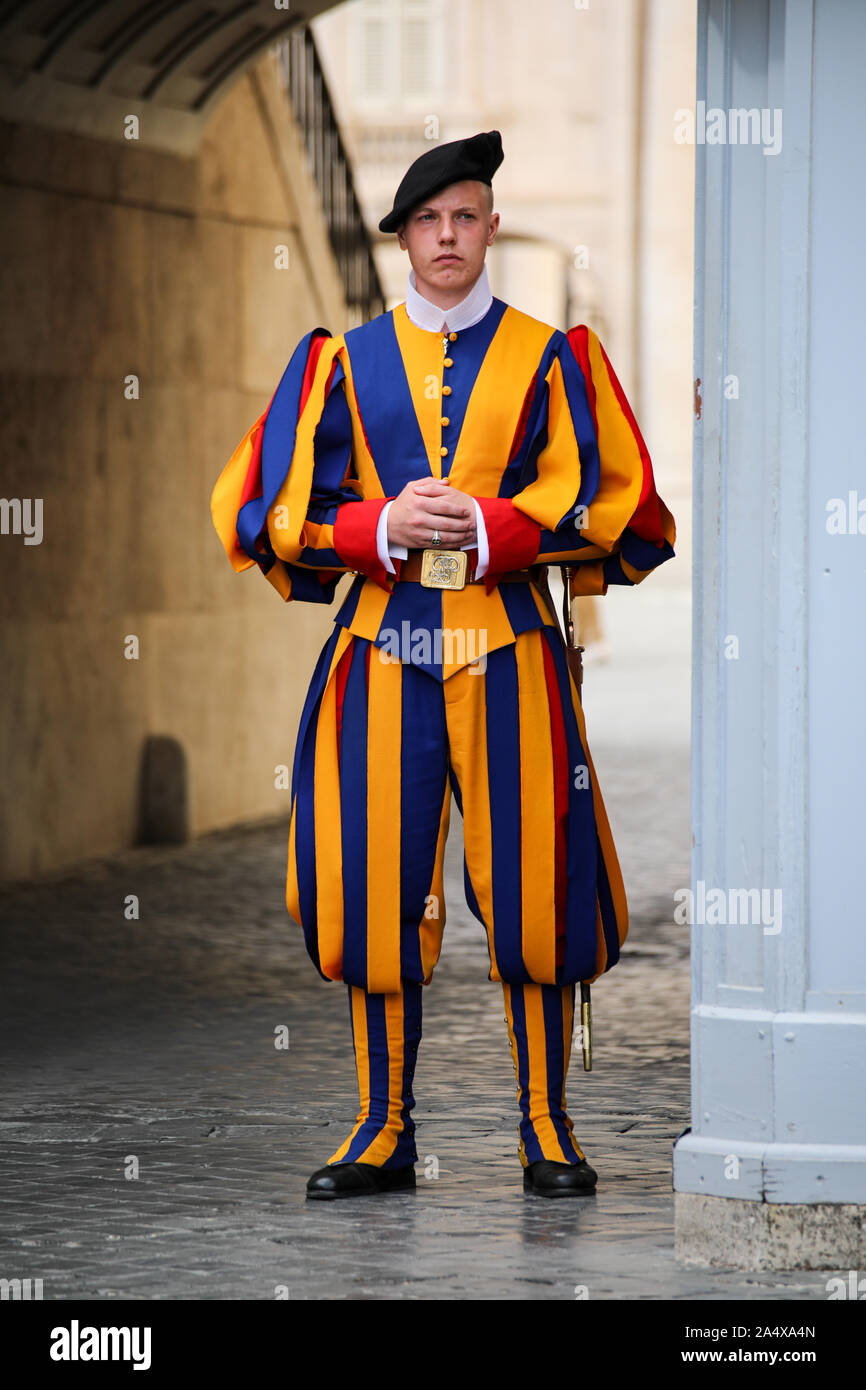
[378,130,503,234]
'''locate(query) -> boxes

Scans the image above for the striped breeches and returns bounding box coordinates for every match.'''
[326,977,587,1169]
[287,621,627,993]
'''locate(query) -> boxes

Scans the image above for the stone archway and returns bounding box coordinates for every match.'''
[0,1,342,152]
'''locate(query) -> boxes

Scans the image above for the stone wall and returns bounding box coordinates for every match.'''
[0,51,350,879]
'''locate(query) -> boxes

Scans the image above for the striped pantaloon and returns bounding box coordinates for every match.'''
[288,623,626,993]
[289,617,622,1166]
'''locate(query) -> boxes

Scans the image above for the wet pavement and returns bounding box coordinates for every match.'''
[0,588,830,1299]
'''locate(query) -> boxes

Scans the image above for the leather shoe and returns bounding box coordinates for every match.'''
[305,1160,416,1200]
[523,1157,598,1197]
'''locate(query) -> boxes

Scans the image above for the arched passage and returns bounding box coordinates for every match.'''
[0,3,377,878]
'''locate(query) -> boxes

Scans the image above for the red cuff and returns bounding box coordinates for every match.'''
[475,497,541,595]
[333,497,394,592]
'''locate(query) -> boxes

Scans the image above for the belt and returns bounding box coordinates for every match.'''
[398,549,536,589]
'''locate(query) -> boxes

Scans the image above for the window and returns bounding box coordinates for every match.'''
[353,0,445,106]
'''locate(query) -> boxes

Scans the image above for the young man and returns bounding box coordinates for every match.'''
[211,130,676,1200]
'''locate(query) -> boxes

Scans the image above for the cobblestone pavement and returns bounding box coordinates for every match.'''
[0,804,820,1301]
[0,590,827,1300]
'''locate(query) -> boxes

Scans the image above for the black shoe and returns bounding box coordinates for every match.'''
[523,1157,598,1197]
[305,1160,416,1201]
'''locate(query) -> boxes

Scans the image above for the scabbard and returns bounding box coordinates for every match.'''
[530,564,584,699]
[580,982,593,1070]
[532,564,592,1069]
[565,643,584,696]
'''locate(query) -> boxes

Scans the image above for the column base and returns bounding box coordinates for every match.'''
[675,1192,866,1271]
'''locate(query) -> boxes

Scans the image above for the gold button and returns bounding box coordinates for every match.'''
[440,446,448,456]
[449,332,457,341]
[444,357,453,367]
[441,416,450,426]
[442,384,452,396]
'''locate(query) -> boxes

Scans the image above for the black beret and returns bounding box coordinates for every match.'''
[378,130,503,234]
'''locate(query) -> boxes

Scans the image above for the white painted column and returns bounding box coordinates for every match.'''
[673,0,866,1267]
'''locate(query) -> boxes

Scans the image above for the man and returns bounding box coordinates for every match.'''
[211,131,676,1200]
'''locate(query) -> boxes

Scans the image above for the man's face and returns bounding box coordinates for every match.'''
[396,180,499,303]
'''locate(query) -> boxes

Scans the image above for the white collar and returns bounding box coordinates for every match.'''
[404,263,493,332]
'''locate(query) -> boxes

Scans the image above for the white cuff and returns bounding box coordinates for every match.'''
[466,498,489,578]
[376,499,408,574]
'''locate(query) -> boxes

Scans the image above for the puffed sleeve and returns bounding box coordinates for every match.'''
[473,324,676,596]
[210,329,393,602]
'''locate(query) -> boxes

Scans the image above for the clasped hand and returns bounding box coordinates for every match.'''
[386,477,477,549]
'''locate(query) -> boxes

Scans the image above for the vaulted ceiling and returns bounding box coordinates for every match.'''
[0,0,344,151]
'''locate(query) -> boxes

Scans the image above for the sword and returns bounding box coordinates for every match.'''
[562,565,592,1072]
[535,563,592,1070]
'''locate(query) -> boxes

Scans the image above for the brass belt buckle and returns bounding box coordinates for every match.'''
[419,549,467,590]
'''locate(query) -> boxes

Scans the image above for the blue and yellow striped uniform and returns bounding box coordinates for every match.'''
[212,297,676,1167]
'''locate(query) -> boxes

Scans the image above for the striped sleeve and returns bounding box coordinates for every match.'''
[479,325,676,595]
[210,330,391,602]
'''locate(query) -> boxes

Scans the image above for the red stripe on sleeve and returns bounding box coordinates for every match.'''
[238,406,270,511]
[566,325,598,431]
[299,332,330,415]
[232,397,276,560]
[506,376,537,464]
[595,339,666,546]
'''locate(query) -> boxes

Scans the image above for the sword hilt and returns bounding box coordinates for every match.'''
[561,564,585,698]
